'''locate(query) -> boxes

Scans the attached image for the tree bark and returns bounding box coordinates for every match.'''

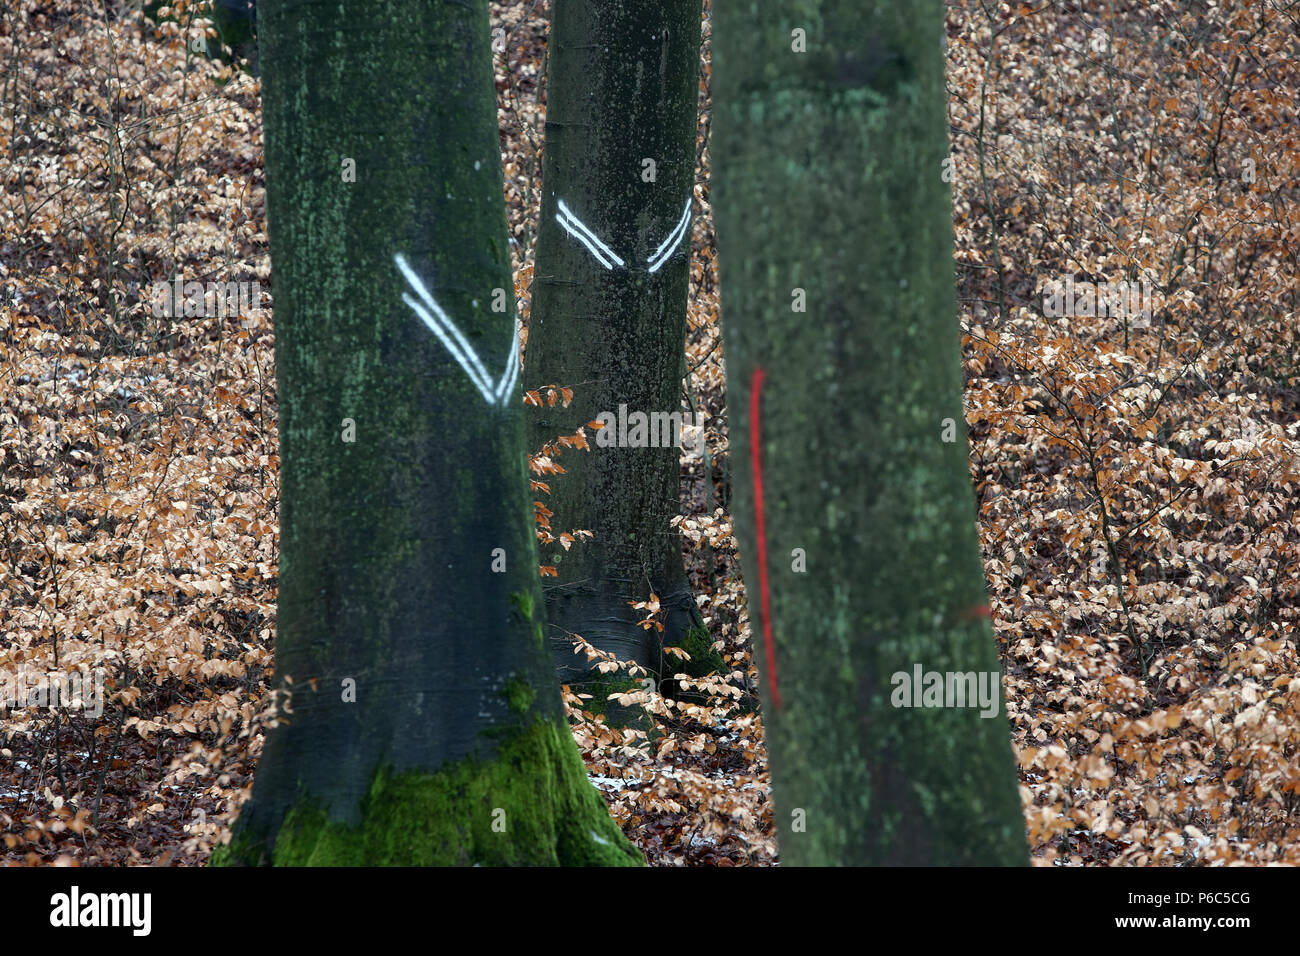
[710,0,1028,865]
[523,0,706,684]
[212,0,639,867]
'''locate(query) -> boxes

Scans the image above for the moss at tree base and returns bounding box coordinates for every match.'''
[666,623,725,679]
[569,671,655,734]
[658,623,726,706]
[210,719,642,866]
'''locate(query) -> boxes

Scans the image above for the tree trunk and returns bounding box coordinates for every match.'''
[523,0,705,685]
[710,0,1028,865]
[212,0,639,867]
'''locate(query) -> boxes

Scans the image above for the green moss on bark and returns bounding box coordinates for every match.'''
[568,672,652,734]
[666,624,725,678]
[212,719,642,866]
[573,675,641,718]
[502,675,535,717]
[511,591,546,650]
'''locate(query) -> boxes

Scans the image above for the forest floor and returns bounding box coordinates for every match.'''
[1,0,1298,866]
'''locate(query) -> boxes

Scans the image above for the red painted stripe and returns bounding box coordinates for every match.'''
[749,366,782,710]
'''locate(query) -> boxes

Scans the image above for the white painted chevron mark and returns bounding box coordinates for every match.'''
[493,321,521,405]
[556,199,625,270]
[553,195,692,273]
[646,197,692,274]
[395,253,519,408]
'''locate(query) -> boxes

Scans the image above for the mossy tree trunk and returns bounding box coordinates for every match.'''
[212,0,639,867]
[710,0,1027,865]
[523,0,705,686]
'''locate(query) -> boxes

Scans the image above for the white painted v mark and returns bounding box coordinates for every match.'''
[395,253,520,408]
[556,199,625,270]
[646,198,692,274]
[554,196,693,273]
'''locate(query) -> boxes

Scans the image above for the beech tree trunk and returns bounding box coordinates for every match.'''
[710,0,1028,865]
[523,0,705,685]
[213,0,639,867]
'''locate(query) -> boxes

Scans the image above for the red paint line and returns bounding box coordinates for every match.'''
[749,366,782,710]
